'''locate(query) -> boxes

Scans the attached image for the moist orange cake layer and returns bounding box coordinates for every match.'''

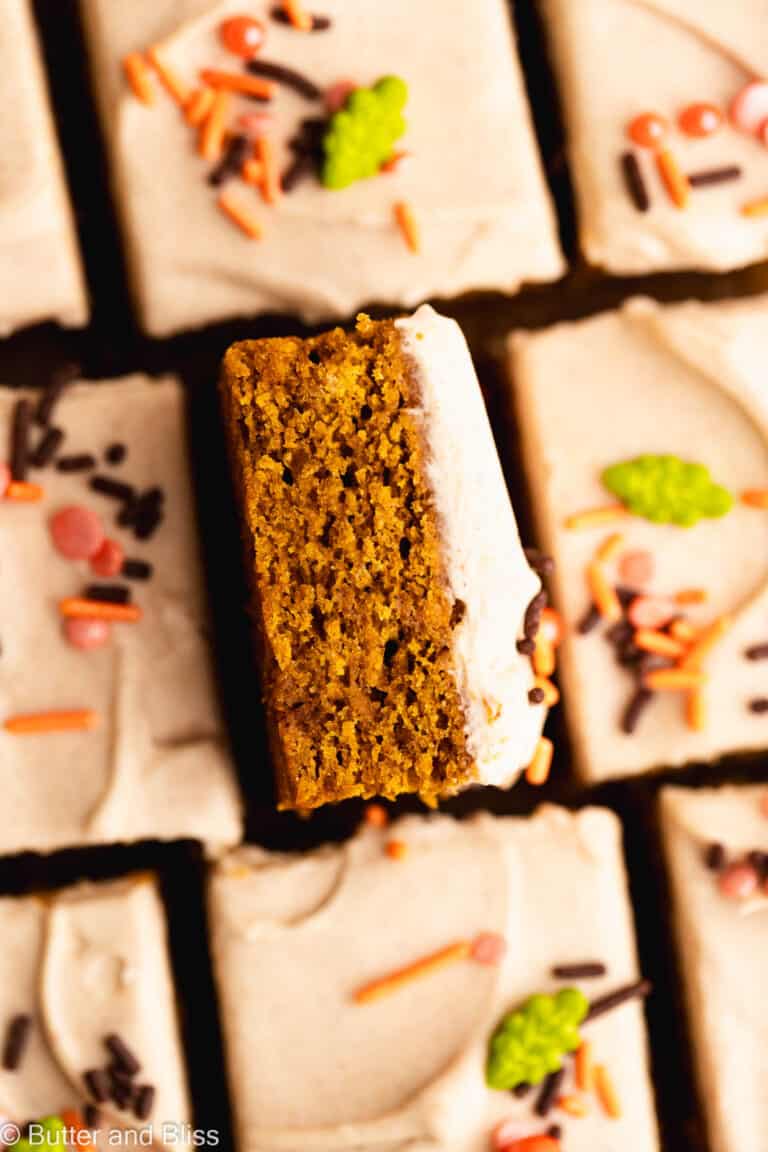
[220,315,474,809]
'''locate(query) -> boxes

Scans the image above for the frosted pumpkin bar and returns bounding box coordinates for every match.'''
[220,305,551,810]
[208,807,659,1152]
[511,294,768,782]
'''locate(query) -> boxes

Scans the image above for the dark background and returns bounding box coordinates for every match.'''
[3,1,768,1147]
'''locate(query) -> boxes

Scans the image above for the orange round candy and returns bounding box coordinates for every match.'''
[627,112,669,149]
[219,15,266,58]
[678,101,723,137]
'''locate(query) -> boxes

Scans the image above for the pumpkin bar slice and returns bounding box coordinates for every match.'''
[219,305,548,809]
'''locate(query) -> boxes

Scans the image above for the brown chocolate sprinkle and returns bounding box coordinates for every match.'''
[83,583,132,605]
[748,850,768,878]
[512,1082,532,1098]
[577,603,601,635]
[688,165,742,188]
[620,151,649,212]
[2,1013,31,1071]
[749,697,768,713]
[524,590,548,641]
[548,1126,563,1141]
[35,364,79,427]
[209,133,251,187]
[551,961,607,979]
[528,687,546,705]
[105,1032,141,1077]
[282,150,316,193]
[133,487,165,540]
[535,1066,565,1117]
[89,475,136,503]
[56,453,96,473]
[29,426,64,469]
[704,842,726,871]
[524,548,555,578]
[134,1084,156,1121]
[84,1105,101,1129]
[122,559,153,581]
[84,1068,111,1103]
[620,686,653,735]
[247,59,322,100]
[516,637,536,656]
[105,442,127,466]
[10,398,31,482]
[110,1073,133,1110]
[583,978,652,1024]
[745,642,768,661]
[270,6,331,30]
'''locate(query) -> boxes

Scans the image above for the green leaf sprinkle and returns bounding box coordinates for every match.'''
[486,986,589,1091]
[321,75,408,190]
[602,454,733,527]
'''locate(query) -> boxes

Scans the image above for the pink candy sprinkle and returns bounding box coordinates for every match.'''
[0,462,10,498]
[730,81,768,135]
[628,595,676,631]
[324,79,357,114]
[50,505,105,561]
[718,862,758,901]
[470,932,507,966]
[90,538,125,578]
[237,111,274,138]
[618,549,654,587]
[64,617,111,651]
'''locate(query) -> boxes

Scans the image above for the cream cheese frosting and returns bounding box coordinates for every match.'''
[0,875,190,1140]
[208,807,659,1152]
[79,0,563,335]
[0,376,242,855]
[511,294,768,782]
[396,306,545,788]
[0,0,87,333]
[661,785,768,1152]
[541,0,768,274]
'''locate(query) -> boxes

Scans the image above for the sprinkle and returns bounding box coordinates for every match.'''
[524,548,555,578]
[586,564,622,622]
[532,678,559,707]
[470,932,506,966]
[256,135,282,204]
[219,15,267,59]
[627,112,668,149]
[381,149,410,174]
[83,583,131,605]
[247,59,322,100]
[685,686,706,732]
[353,939,472,1004]
[238,111,275,137]
[123,53,155,105]
[551,962,606,980]
[133,487,165,540]
[729,80,768,134]
[620,151,649,212]
[539,608,563,647]
[742,196,768,217]
[669,619,699,643]
[5,480,44,502]
[364,803,388,827]
[133,1085,155,1121]
[209,134,251,187]
[91,539,126,579]
[745,643,768,660]
[741,487,768,507]
[748,697,768,714]
[575,1040,594,1092]
[219,190,264,239]
[2,1014,31,1070]
[678,615,731,671]
[242,158,266,186]
[121,558,152,582]
[30,426,64,468]
[394,201,420,253]
[564,504,629,531]
[4,710,97,735]
[11,398,31,481]
[687,165,741,188]
[59,598,142,623]
[385,839,408,860]
[185,86,216,127]
[627,595,676,631]
[617,549,653,587]
[146,46,189,105]
[280,0,314,31]
[535,1067,565,1117]
[512,1083,532,1098]
[678,102,723,137]
[200,90,232,162]
[110,1072,133,1109]
[675,587,708,605]
[656,149,689,208]
[65,618,111,651]
[84,1068,111,1103]
[200,69,275,101]
[84,1106,101,1129]
[50,506,105,561]
[595,532,624,563]
[524,591,548,641]
[577,604,601,635]
[106,1033,141,1077]
[644,668,705,691]
[528,687,545,705]
[35,365,78,427]
[532,640,555,679]
[89,475,135,503]
[282,148,320,192]
[56,453,96,473]
[584,979,651,1023]
[718,862,758,900]
[270,6,331,31]
[558,1094,588,1117]
[496,1139,560,1152]
[525,737,553,787]
[594,1064,621,1119]
[634,629,687,659]
[704,842,726,871]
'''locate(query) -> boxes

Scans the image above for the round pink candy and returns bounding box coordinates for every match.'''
[90,537,125,578]
[50,505,105,561]
[718,862,758,901]
[237,111,274,138]
[730,81,768,134]
[628,595,676,631]
[0,463,10,499]
[64,617,111,651]
[324,79,357,114]
[470,932,507,967]
[618,549,654,588]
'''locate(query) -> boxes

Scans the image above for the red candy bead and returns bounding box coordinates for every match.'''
[64,617,111,651]
[628,595,676,631]
[718,862,758,901]
[470,932,507,967]
[0,463,10,499]
[627,112,669,149]
[678,102,723,137]
[50,506,105,561]
[90,538,125,578]
[219,15,266,58]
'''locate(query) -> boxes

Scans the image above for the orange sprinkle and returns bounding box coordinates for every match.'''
[526,737,553,787]
[644,668,706,692]
[393,201,420,253]
[575,1040,594,1093]
[199,90,231,162]
[685,686,706,732]
[533,677,560,707]
[742,197,768,218]
[669,619,699,644]
[634,629,687,659]
[242,158,265,186]
[364,803,388,828]
[656,149,690,209]
[587,562,622,622]
[564,504,629,531]
[4,710,98,735]
[282,0,314,31]
[539,607,564,648]
[146,46,189,105]
[741,488,768,509]
[59,598,142,623]
[5,481,43,502]
[532,638,556,678]
[185,86,215,126]
[596,532,624,564]
[60,1112,92,1145]
[381,149,410,174]
[675,587,708,605]
[123,53,155,105]
[679,615,731,671]
[558,1094,588,1118]
[200,69,275,100]
[594,1064,622,1119]
[256,135,282,204]
[385,839,408,861]
[353,939,471,1004]
[219,190,264,239]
